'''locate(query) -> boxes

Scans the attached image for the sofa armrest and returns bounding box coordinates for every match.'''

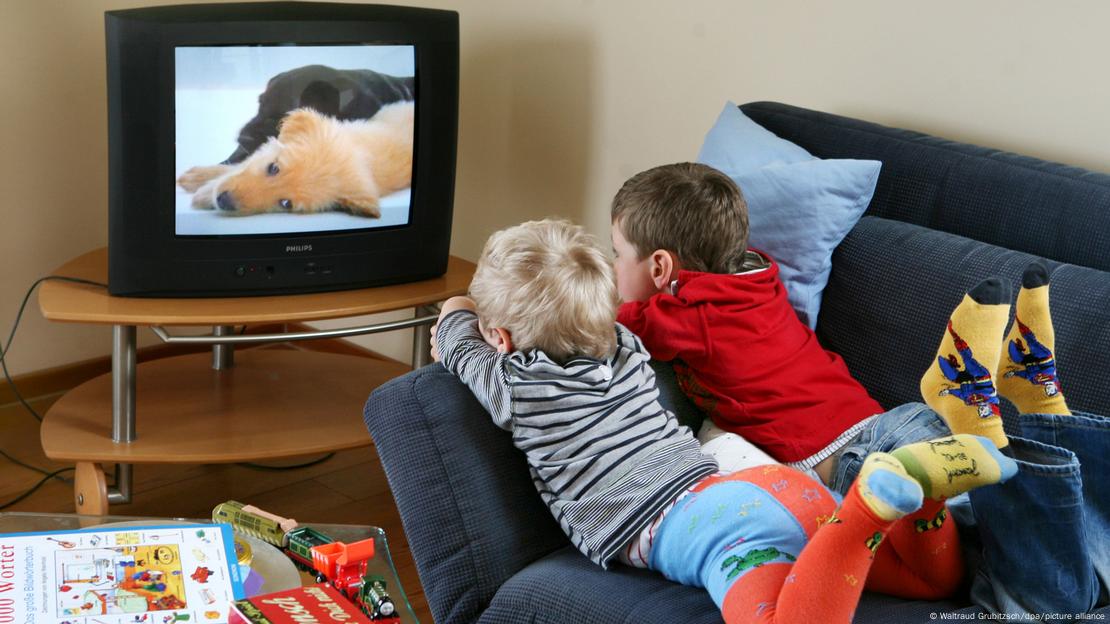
[363,364,567,623]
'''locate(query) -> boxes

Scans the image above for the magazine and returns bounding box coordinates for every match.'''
[0,522,245,624]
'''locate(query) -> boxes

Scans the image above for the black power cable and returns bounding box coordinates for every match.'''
[2,275,338,511]
[237,453,336,471]
[2,275,108,422]
[0,467,75,510]
[1,276,106,491]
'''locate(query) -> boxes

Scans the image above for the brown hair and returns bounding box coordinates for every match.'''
[469,219,618,362]
[611,162,748,273]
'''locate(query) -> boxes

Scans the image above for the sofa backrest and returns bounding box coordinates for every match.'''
[740,102,1110,421]
[741,101,1110,273]
[364,366,568,624]
[818,216,1110,422]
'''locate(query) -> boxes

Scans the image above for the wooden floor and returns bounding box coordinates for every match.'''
[0,387,434,622]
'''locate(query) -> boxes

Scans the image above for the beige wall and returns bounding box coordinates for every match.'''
[3,0,1109,374]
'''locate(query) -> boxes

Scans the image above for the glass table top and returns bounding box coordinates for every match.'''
[0,511,419,623]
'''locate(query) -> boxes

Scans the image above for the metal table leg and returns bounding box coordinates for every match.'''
[75,326,136,512]
[212,325,235,370]
[112,325,137,443]
[412,305,439,369]
[108,324,135,505]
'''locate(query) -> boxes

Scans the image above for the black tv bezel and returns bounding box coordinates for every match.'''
[106,3,459,297]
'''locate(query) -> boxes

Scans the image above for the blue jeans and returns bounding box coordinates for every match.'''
[967,411,1110,615]
[829,404,1109,614]
[827,402,950,495]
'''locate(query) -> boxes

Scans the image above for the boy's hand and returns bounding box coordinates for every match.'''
[430,323,440,362]
[430,296,477,362]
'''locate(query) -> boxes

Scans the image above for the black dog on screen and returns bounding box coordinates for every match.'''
[221,64,415,164]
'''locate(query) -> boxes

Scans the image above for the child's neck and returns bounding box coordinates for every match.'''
[733,249,770,275]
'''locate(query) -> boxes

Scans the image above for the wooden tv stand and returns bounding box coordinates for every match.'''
[38,247,475,514]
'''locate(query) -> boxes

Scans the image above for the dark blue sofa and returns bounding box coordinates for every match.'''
[364,102,1110,623]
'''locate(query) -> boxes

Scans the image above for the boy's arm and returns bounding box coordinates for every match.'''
[433,305,513,430]
[616,297,706,362]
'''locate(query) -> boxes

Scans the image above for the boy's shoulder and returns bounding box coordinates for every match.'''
[506,325,646,380]
[614,322,647,355]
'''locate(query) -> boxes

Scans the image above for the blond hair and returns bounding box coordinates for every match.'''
[469,219,618,362]
[611,162,748,274]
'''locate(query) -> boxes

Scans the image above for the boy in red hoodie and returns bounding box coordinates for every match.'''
[612,162,951,490]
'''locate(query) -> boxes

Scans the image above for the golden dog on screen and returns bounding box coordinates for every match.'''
[177,101,414,217]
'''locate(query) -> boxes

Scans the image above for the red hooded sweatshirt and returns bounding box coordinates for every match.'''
[617,255,882,463]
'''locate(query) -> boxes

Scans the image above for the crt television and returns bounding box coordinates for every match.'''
[105,3,458,296]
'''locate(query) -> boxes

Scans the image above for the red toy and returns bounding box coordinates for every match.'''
[310,538,376,600]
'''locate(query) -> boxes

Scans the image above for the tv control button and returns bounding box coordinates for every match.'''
[234,266,246,277]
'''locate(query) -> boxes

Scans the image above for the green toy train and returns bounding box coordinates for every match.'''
[212,500,298,547]
[285,526,334,582]
[359,575,397,620]
[212,501,400,620]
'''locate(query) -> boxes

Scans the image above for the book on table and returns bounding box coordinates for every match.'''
[0,522,245,623]
[229,583,373,623]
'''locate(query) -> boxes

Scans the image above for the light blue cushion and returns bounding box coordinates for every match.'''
[697,102,881,328]
[697,101,813,172]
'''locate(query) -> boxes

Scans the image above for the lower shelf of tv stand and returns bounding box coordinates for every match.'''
[41,349,410,464]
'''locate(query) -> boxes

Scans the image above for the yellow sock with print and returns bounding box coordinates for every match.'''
[891,434,1017,501]
[996,262,1071,416]
[855,452,923,522]
[919,278,1011,450]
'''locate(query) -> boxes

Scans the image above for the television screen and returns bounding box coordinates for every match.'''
[174,44,416,236]
[107,3,457,297]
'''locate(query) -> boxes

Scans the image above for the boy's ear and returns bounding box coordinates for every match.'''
[491,327,514,354]
[649,250,679,291]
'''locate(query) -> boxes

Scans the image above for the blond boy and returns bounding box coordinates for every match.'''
[429,218,717,567]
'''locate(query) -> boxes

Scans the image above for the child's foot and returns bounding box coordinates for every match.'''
[919,277,1012,450]
[891,434,1017,501]
[997,262,1071,416]
[856,453,924,521]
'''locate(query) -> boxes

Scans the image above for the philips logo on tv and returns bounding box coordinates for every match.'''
[285,244,313,253]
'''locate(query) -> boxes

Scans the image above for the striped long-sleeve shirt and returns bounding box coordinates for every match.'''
[437,310,718,568]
